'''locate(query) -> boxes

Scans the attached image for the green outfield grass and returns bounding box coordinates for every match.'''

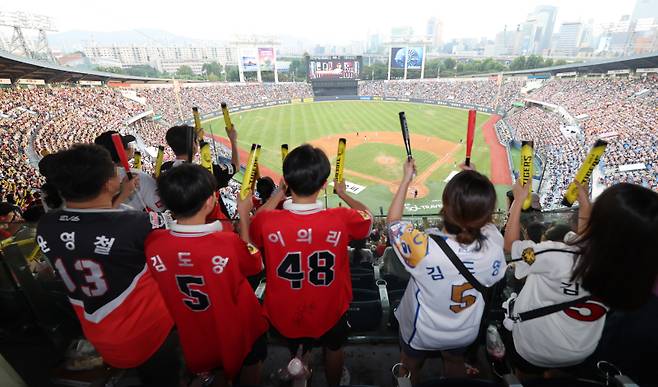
[206,101,512,214]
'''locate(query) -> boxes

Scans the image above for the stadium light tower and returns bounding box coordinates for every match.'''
[384,37,431,80]
[232,35,281,83]
[0,11,57,62]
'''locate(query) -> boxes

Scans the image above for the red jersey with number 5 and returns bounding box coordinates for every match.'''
[250,201,372,338]
[145,221,268,379]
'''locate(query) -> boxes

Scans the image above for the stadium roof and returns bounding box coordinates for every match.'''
[498,53,658,76]
[0,50,169,83]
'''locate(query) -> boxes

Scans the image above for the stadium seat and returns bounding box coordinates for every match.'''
[348,288,382,332]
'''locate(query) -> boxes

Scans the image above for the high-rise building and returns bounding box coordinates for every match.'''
[555,22,583,57]
[631,0,658,22]
[390,26,414,41]
[533,5,558,54]
[425,17,444,48]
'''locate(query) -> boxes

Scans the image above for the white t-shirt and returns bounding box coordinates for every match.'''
[388,221,506,351]
[507,239,608,368]
[118,169,164,213]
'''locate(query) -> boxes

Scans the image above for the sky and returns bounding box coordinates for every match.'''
[2,0,639,44]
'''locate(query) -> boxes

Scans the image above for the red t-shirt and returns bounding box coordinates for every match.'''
[145,221,267,379]
[250,201,372,338]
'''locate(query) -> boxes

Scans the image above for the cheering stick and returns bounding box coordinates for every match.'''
[562,139,607,207]
[333,138,346,194]
[519,141,534,210]
[192,107,204,138]
[399,112,412,161]
[186,125,195,163]
[281,144,289,164]
[154,146,165,178]
[221,102,233,134]
[240,144,261,200]
[111,134,149,211]
[199,141,214,174]
[465,109,476,167]
[133,151,142,170]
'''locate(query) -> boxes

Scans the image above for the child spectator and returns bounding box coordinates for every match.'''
[387,160,506,381]
[145,164,268,384]
[502,181,658,378]
[249,144,372,386]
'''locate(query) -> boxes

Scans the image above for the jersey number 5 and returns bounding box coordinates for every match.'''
[176,275,210,312]
[277,251,335,289]
[450,283,476,313]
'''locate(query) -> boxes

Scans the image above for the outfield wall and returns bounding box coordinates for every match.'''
[176,95,503,126]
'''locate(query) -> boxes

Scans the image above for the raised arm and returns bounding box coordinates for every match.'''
[227,124,240,169]
[236,189,253,243]
[504,179,531,253]
[386,159,416,224]
[335,179,371,214]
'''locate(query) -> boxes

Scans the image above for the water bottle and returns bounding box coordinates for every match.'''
[486,324,506,360]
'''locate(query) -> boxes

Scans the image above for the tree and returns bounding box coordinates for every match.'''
[176,65,194,79]
[526,55,543,69]
[202,61,223,78]
[225,65,240,82]
[96,66,126,74]
[554,59,567,66]
[443,58,456,70]
[543,58,554,67]
[510,56,527,71]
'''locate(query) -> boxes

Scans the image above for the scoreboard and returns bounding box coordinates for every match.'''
[308,56,361,80]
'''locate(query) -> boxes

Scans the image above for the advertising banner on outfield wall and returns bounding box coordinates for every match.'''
[406,47,423,70]
[390,47,406,69]
[258,48,275,71]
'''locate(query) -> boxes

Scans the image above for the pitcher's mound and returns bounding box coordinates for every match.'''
[375,155,398,166]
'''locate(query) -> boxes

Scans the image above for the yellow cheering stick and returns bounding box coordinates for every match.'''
[281,144,289,164]
[199,141,214,174]
[192,107,204,139]
[154,145,165,178]
[333,138,347,194]
[241,144,261,200]
[133,151,142,170]
[221,102,232,133]
[519,141,534,210]
[562,139,608,207]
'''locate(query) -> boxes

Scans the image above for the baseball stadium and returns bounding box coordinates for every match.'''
[1,4,658,387]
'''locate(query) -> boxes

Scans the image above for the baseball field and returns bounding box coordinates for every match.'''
[205,101,512,215]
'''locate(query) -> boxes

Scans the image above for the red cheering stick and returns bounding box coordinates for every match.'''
[111,133,149,211]
[464,109,476,167]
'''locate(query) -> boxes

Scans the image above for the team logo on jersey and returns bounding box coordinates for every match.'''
[357,210,371,220]
[522,247,536,265]
[247,243,260,256]
[397,223,428,268]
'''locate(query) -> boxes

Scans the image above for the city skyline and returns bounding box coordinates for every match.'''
[1,0,640,46]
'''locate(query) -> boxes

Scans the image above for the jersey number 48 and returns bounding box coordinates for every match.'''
[277,251,336,289]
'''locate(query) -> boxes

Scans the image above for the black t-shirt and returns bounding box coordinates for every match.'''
[36,208,159,315]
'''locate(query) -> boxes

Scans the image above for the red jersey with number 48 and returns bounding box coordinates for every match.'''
[250,201,372,338]
[145,221,268,379]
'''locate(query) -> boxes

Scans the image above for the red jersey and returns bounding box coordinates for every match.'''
[250,201,372,338]
[36,208,173,368]
[145,221,268,379]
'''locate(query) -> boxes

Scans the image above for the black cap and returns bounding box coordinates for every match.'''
[94,131,136,163]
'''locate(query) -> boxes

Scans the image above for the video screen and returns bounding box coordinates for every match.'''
[308,56,361,79]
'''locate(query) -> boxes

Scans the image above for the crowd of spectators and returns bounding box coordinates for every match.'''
[135,83,313,125]
[358,78,525,110]
[499,76,658,209]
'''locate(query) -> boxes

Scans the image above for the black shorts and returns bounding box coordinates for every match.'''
[243,334,268,366]
[283,314,350,354]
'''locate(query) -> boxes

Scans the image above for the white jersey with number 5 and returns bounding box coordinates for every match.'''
[388,221,506,351]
